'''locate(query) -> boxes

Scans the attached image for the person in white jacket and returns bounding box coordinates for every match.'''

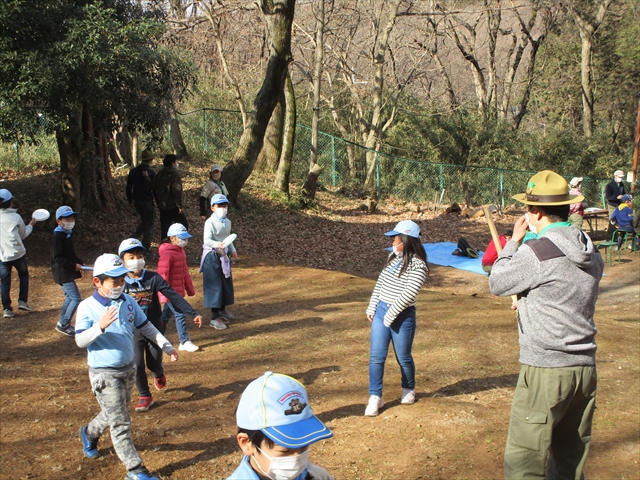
[0,189,37,318]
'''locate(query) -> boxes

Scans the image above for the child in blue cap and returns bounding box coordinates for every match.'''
[229,371,334,480]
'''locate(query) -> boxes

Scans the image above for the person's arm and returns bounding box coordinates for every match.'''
[199,196,208,218]
[75,304,119,347]
[383,264,428,326]
[604,182,618,202]
[366,275,384,317]
[155,275,198,317]
[17,216,33,240]
[183,254,196,296]
[52,234,80,272]
[226,219,236,255]
[136,321,176,355]
[203,219,222,249]
[173,174,183,210]
[489,241,540,297]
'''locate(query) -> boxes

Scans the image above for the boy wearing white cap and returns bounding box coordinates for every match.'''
[75,254,178,480]
[199,163,229,219]
[229,371,334,480]
[0,188,37,318]
[605,170,626,233]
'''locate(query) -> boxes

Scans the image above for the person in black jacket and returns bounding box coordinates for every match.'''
[118,238,202,413]
[126,150,157,250]
[50,206,84,337]
[605,169,626,233]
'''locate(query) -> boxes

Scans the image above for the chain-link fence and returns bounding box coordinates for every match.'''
[176,108,613,208]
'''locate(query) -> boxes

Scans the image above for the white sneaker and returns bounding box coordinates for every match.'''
[209,318,227,330]
[401,388,416,404]
[18,301,33,311]
[178,340,200,352]
[364,395,384,416]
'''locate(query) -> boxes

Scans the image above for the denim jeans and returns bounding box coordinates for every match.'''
[0,256,29,310]
[59,281,82,327]
[161,302,190,344]
[368,300,416,397]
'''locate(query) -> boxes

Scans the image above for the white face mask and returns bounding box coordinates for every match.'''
[525,212,537,234]
[62,221,75,231]
[104,286,123,299]
[176,238,188,248]
[214,206,228,218]
[392,245,401,254]
[254,447,309,480]
[125,259,145,272]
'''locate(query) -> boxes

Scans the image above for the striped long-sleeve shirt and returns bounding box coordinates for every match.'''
[366,254,428,326]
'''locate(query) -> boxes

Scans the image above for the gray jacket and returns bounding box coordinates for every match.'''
[489,225,604,368]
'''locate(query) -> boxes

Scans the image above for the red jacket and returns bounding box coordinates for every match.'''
[482,234,508,267]
[157,242,196,303]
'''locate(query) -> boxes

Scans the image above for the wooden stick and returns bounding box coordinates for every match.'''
[483,205,518,307]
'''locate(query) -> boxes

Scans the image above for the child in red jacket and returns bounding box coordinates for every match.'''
[158,223,199,352]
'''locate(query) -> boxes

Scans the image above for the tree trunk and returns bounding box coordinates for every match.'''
[256,89,285,173]
[131,128,139,167]
[275,72,296,195]
[114,125,133,165]
[301,0,324,201]
[170,116,189,160]
[222,0,295,205]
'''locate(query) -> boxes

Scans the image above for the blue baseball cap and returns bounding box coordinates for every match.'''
[621,194,633,202]
[384,220,421,238]
[236,372,333,448]
[166,223,192,239]
[210,193,230,206]
[118,238,147,256]
[93,254,132,277]
[56,205,79,219]
[0,189,13,203]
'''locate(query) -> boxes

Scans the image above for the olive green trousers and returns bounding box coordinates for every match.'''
[504,364,597,480]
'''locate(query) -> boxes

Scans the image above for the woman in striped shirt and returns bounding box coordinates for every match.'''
[365,220,429,416]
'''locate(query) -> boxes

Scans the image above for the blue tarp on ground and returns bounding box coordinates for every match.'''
[423,242,487,276]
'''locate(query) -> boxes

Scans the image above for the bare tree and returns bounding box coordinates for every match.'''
[274,71,296,194]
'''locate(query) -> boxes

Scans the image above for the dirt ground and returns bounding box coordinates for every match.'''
[0,167,638,479]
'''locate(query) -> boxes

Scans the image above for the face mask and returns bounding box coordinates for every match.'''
[525,212,537,234]
[254,447,308,480]
[104,285,123,299]
[392,245,401,254]
[214,207,228,218]
[125,259,145,272]
[176,239,188,248]
[175,162,180,169]
[62,221,75,231]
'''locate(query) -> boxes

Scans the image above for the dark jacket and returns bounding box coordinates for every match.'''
[126,163,156,203]
[50,231,83,285]
[123,269,197,329]
[152,165,183,210]
[605,179,625,207]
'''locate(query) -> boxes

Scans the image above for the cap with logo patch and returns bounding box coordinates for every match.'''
[93,254,132,277]
[56,205,79,219]
[118,238,147,256]
[236,371,333,448]
[166,223,193,239]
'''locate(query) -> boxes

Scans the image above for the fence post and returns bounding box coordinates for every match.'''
[331,135,336,187]
[439,164,443,192]
[203,109,208,153]
[375,151,381,199]
[600,180,606,209]
[499,171,504,207]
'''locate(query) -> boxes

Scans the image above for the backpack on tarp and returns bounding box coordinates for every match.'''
[452,237,479,258]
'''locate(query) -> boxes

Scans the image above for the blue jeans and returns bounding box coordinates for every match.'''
[161,302,190,344]
[368,300,416,397]
[0,256,29,311]
[59,281,82,327]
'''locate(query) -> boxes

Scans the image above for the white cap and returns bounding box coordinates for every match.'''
[614,170,624,178]
[166,223,192,239]
[569,177,583,188]
[0,189,13,203]
[93,254,132,277]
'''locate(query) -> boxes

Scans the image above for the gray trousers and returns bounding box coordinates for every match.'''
[87,367,142,470]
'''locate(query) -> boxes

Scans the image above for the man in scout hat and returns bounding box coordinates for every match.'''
[126,150,157,250]
[488,170,604,479]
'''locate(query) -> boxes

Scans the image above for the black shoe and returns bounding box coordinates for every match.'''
[55,323,75,337]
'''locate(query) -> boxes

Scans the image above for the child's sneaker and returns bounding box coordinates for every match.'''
[55,323,75,337]
[125,466,159,480]
[3,309,15,318]
[401,388,416,404]
[18,301,33,311]
[135,396,154,412]
[79,426,99,459]
[209,318,227,330]
[364,395,384,416]
[218,309,235,321]
[154,375,167,391]
[178,340,200,352]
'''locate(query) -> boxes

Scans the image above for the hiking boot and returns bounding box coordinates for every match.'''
[55,323,75,337]
[18,301,33,311]
[178,340,200,352]
[364,395,384,417]
[135,396,154,412]
[401,388,416,404]
[79,426,99,459]
[125,466,159,480]
[154,374,166,391]
[218,310,235,321]
[209,318,227,330]
[3,309,15,318]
